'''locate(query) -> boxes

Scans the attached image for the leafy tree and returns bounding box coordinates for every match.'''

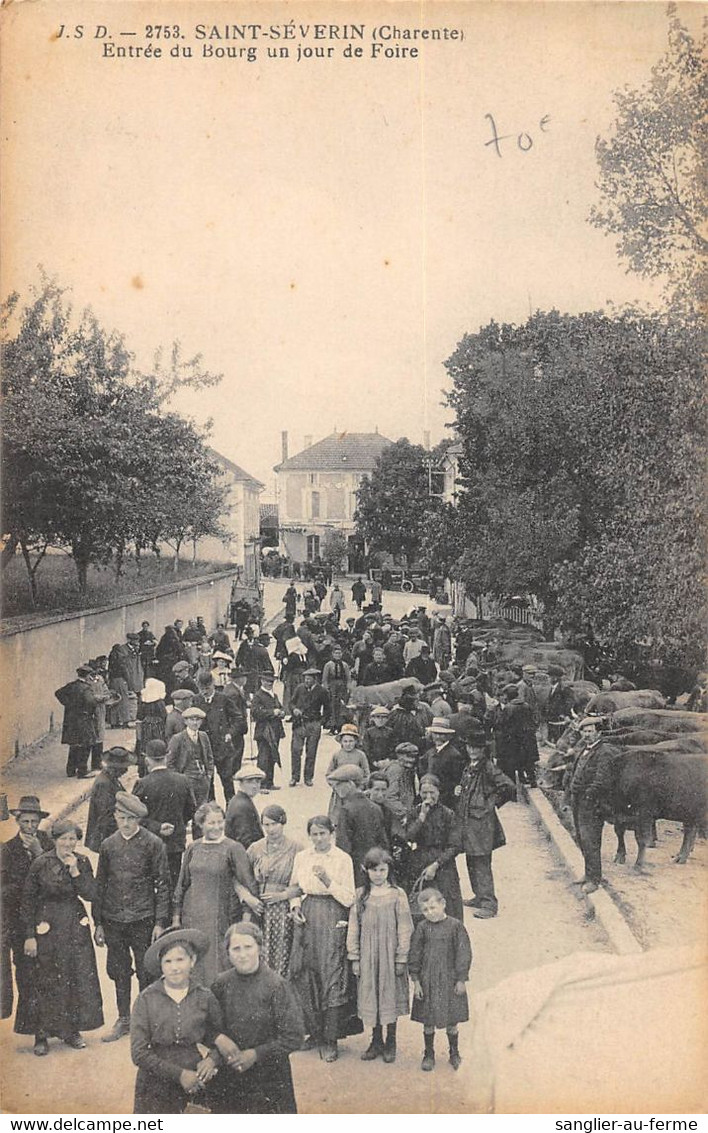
[354,438,437,565]
[590,7,708,309]
[1,277,228,600]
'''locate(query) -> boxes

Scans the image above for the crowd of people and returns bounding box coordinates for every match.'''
[2,575,584,1115]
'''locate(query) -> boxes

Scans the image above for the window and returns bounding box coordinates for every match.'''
[309,473,318,486]
[311,491,320,518]
[307,534,320,561]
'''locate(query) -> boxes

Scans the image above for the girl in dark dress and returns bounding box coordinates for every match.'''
[18,819,104,1055]
[408,887,472,1073]
[131,927,222,1114]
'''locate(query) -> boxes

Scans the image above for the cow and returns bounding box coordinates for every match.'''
[610,708,708,734]
[589,744,708,868]
[584,689,666,715]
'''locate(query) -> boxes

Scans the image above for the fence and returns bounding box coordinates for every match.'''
[0,571,235,757]
[449,581,544,628]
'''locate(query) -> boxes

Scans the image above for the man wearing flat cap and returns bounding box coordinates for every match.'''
[331,765,389,879]
[290,668,330,786]
[1,796,53,1022]
[85,746,133,852]
[93,792,170,1042]
[251,672,285,792]
[55,665,100,778]
[546,664,576,739]
[516,664,540,726]
[164,687,193,741]
[166,707,213,831]
[224,767,265,849]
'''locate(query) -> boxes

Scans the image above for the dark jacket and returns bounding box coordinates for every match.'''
[85,769,126,852]
[427,741,467,810]
[133,768,197,853]
[1,831,54,939]
[93,826,170,927]
[547,682,576,721]
[336,792,389,879]
[290,682,329,725]
[167,729,214,784]
[194,690,235,762]
[220,682,249,735]
[251,688,285,743]
[456,757,514,855]
[55,678,99,745]
[224,792,264,850]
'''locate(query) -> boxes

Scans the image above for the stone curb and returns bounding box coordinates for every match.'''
[52,784,94,825]
[526,786,644,956]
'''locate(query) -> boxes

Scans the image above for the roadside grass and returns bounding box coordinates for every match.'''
[2,553,228,623]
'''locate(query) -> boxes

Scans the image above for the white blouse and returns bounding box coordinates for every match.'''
[289,845,356,909]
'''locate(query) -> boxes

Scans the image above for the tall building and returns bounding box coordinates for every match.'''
[274,430,393,569]
[194,449,264,584]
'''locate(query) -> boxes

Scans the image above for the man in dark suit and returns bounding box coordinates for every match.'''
[0,796,53,1030]
[85,746,133,852]
[133,740,196,893]
[55,664,99,778]
[251,672,285,791]
[194,675,239,805]
[331,765,389,879]
[220,667,249,775]
[224,766,265,848]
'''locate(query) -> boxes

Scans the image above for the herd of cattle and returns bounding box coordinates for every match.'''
[455,622,708,880]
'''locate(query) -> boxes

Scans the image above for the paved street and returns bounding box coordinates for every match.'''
[0,582,611,1114]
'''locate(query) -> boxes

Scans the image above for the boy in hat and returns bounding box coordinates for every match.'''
[251,672,285,791]
[55,665,100,778]
[166,707,213,825]
[164,687,194,741]
[362,705,395,769]
[224,766,265,848]
[0,796,52,1023]
[85,746,133,852]
[93,792,170,1041]
[290,668,330,786]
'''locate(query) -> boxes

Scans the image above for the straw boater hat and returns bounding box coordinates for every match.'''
[338,723,360,740]
[427,717,456,735]
[10,795,49,818]
[141,678,166,704]
[144,926,210,979]
[212,652,232,663]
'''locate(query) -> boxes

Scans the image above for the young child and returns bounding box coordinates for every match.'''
[347,848,414,1064]
[408,887,472,1072]
[362,706,395,769]
[325,724,370,823]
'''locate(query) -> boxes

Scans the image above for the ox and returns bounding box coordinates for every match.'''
[610,708,708,735]
[584,689,666,715]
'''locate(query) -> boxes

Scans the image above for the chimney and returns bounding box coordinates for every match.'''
[281,431,288,464]
[304,435,313,450]
[423,430,431,450]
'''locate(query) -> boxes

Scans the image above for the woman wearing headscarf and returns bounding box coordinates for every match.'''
[246,806,302,977]
[405,774,463,922]
[135,677,167,778]
[19,818,103,1055]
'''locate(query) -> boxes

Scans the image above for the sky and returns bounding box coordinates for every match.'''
[3,1,693,497]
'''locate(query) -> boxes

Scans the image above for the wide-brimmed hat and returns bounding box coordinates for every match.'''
[212,651,232,663]
[114,791,147,819]
[328,764,365,784]
[144,927,210,979]
[338,723,360,739]
[234,765,266,782]
[142,678,166,704]
[10,795,49,818]
[182,707,206,721]
[103,746,133,767]
[427,717,455,734]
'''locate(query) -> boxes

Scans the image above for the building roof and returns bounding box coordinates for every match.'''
[208,447,265,489]
[274,431,393,473]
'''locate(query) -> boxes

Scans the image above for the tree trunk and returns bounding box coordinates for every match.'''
[173,541,181,574]
[19,538,38,608]
[73,543,90,595]
[1,534,19,570]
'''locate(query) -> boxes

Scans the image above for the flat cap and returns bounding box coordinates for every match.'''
[114,791,147,818]
[182,706,206,720]
[171,689,195,702]
[328,764,365,784]
[234,765,266,781]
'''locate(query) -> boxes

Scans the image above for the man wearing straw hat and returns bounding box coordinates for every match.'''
[0,796,52,1022]
[426,718,466,811]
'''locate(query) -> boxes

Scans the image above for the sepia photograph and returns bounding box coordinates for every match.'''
[0,0,706,1119]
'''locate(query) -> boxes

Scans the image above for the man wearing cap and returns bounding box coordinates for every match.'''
[457,727,515,918]
[94,792,170,1041]
[381,743,419,820]
[546,665,576,738]
[406,643,438,686]
[194,675,238,804]
[321,644,351,734]
[85,746,133,852]
[137,622,158,679]
[224,767,265,849]
[164,688,194,741]
[290,668,330,786]
[330,765,389,879]
[0,796,52,1022]
[426,718,467,810]
[494,684,539,787]
[251,672,285,791]
[252,633,275,679]
[166,660,199,702]
[166,707,213,825]
[55,664,100,778]
[517,664,540,726]
[220,667,249,774]
[133,740,196,893]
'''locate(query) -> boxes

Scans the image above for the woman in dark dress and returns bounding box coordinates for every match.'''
[18,818,103,1055]
[405,775,464,922]
[131,927,222,1114]
[209,922,305,1114]
[135,678,167,777]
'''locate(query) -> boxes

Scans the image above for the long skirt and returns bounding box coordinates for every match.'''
[263,901,294,978]
[15,913,103,1037]
[208,1056,297,1114]
[290,895,362,1041]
